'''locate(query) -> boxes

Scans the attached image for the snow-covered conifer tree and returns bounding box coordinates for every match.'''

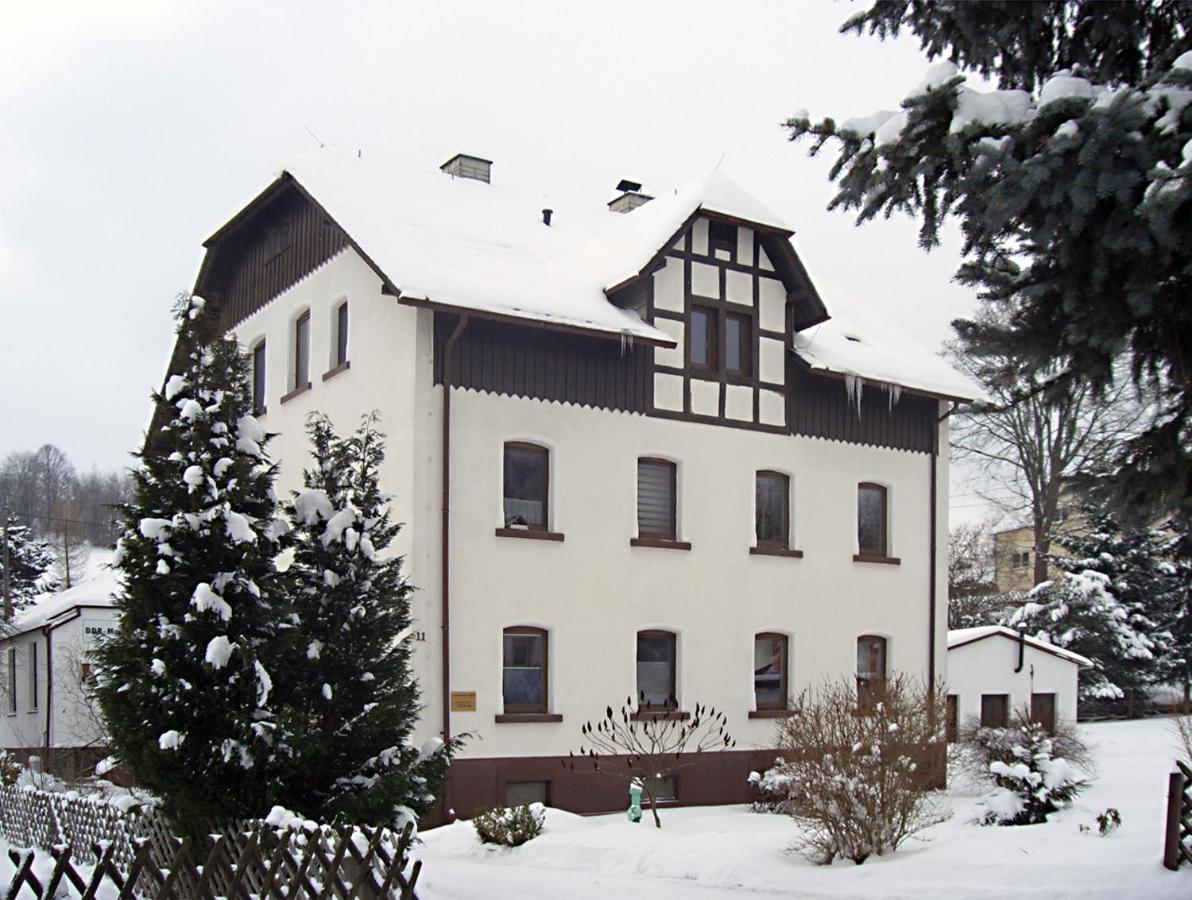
[278,412,452,825]
[0,514,57,619]
[95,295,293,835]
[1004,570,1154,702]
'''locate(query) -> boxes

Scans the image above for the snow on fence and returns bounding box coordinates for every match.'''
[1163,759,1192,871]
[0,785,423,898]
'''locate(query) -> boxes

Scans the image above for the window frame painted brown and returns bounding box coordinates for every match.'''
[27,642,37,712]
[501,626,549,715]
[636,458,677,541]
[725,311,752,378]
[856,634,887,711]
[689,303,718,371]
[6,647,15,714]
[293,310,311,391]
[754,470,790,550]
[981,693,1010,729]
[636,629,678,711]
[856,482,889,559]
[502,441,550,532]
[753,632,789,711]
[251,339,267,415]
[335,300,349,368]
[946,694,958,743]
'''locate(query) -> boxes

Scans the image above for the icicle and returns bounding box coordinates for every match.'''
[619,330,634,358]
[843,374,864,417]
[881,382,902,410]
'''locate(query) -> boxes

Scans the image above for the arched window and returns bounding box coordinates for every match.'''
[856,634,887,710]
[503,442,549,530]
[251,340,266,414]
[857,483,888,557]
[502,627,548,714]
[754,633,788,710]
[637,459,677,540]
[293,310,311,390]
[636,630,677,709]
[755,471,790,549]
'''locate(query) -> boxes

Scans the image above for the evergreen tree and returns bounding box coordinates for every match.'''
[1050,507,1176,697]
[278,412,452,825]
[1156,520,1192,705]
[95,295,294,836]
[1003,569,1154,701]
[1,514,57,619]
[785,1,1192,526]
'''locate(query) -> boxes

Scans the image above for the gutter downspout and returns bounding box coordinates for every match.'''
[1014,630,1026,673]
[440,314,468,820]
[929,405,953,697]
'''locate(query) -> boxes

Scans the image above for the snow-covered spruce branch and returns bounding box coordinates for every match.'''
[564,696,735,828]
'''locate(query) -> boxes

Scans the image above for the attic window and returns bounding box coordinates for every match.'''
[709,220,736,257]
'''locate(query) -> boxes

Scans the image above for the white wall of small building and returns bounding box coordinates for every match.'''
[947,635,1081,730]
[0,610,117,751]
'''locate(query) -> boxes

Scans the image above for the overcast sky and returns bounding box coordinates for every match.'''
[0,0,992,520]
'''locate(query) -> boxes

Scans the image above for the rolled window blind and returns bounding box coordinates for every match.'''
[637,460,675,538]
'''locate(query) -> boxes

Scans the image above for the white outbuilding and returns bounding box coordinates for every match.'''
[946,625,1091,740]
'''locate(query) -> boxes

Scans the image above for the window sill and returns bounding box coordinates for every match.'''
[495,528,565,543]
[280,382,312,405]
[630,537,692,551]
[749,709,799,719]
[494,713,564,724]
[630,710,690,721]
[853,554,901,566]
[750,546,803,559]
[322,360,351,382]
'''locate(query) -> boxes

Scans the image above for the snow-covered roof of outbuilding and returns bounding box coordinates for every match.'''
[5,552,119,638]
[793,278,988,403]
[948,625,1092,667]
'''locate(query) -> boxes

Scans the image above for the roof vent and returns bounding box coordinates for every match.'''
[542,208,553,226]
[608,178,654,213]
[440,153,492,184]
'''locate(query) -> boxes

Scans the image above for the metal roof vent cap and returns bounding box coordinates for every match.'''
[440,153,492,183]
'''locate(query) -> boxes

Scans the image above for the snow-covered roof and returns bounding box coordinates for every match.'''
[947,625,1092,667]
[792,277,987,402]
[5,552,119,637]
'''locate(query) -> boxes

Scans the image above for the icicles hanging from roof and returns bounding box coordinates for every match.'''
[843,374,863,417]
[883,382,902,410]
[619,331,635,357]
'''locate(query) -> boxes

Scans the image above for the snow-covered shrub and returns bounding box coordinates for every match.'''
[1174,713,1192,765]
[1095,807,1121,836]
[971,720,1088,826]
[472,804,544,847]
[772,675,950,865]
[0,751,21,786]
[747,760,794,814]
[958,708,1094,786]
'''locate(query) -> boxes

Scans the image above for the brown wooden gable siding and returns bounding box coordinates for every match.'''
[201,185,350,333]
[433,314,651,413]
[787,362,936,454]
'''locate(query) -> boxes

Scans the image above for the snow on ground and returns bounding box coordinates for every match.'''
[416,718,1191,898]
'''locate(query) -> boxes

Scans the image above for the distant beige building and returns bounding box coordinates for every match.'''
[992,483,1089,593]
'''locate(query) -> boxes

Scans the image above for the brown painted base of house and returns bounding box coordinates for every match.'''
[3,746,133,786]
[425,748,783,827]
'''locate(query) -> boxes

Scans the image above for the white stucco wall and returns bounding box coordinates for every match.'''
[0,609,117,751]
[946,634,1081,730]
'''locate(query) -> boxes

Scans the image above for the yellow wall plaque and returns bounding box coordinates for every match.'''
[450,691,477,712]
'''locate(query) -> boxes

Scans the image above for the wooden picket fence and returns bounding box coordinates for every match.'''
[1163,759,1192,871]
[0,785,422,898]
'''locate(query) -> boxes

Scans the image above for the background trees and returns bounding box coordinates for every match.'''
[785,0,1191,528]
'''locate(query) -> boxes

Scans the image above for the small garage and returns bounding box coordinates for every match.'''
[945,625,1092,740]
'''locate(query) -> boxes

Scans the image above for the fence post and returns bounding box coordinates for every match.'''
[1164,768,1186,871]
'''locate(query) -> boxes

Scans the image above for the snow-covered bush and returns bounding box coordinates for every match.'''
[746,760,794,814]
[472,804,544,847]
[970,719,1088,826]
[0,751,21,786]
[772,675,949,865]
[958,708,1094,786]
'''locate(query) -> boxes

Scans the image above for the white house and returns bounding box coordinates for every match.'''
[0,554,118,775]
[144,151,982,816]
[946,625,1091,740]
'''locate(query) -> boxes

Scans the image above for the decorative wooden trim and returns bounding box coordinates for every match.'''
[321,360,350,381]
[630,537,691,551]
[494,713,563,724]
[748,709,798,719]
[653,308,685,322]
[759,328,785,341]
[750,546,803,558]
[495,528,564,542]
[629,710,690,721]
[853,553,902,566]
[649,408,788,435]
[279,382,311,405]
